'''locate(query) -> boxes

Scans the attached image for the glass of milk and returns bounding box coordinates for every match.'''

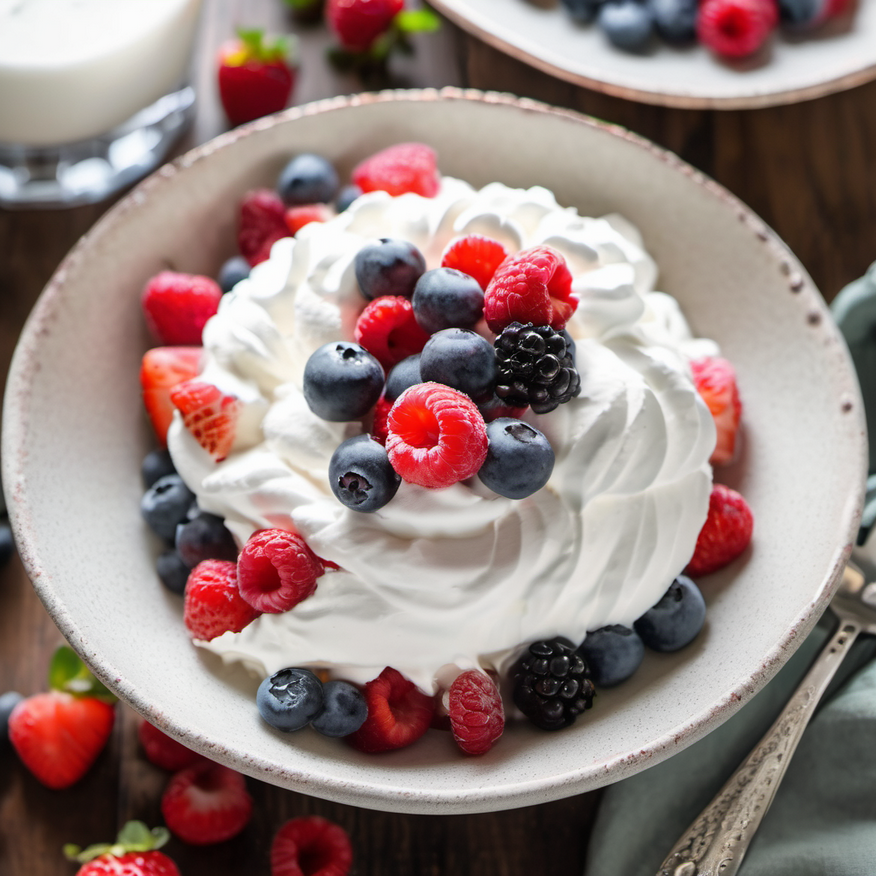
[0,0,202,208]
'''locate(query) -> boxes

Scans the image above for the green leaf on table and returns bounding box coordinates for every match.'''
[394,9,442,33]
[48,645,116,702]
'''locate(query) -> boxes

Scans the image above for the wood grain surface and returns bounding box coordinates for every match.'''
[1,1,874,874]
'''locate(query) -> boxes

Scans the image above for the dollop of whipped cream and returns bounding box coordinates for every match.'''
[167,177,718,693]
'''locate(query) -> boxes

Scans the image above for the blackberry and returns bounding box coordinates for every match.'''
[512,638,595,730]
[494,323,581,414]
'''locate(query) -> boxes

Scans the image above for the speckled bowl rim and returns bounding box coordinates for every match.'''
[2,88,866,813]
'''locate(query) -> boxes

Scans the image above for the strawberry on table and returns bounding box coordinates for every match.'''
[326,0,404,51]
[140,346,202,447]
[271,816,353,876]
[217,28,297,127]
[169,380,241,462]
[685,483,754,577]
[65,821,179,876]
[141,271,223,346]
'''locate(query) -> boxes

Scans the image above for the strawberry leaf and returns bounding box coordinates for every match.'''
[48,646,116,702]
[235,27,294,64]
[394,9,441,34]
[64,822,170,863]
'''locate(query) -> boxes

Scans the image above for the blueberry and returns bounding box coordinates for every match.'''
[0,524,14,567]
[141,448,177,488]
[217,255,251,293]
[141,474,196,541]
[384,354,422,403]
[634,575,706,652]
[156,549,190,595]
[561,0,605,22]
[412,268,485,334]
[176,512,238,567]
[303,342,385,422]
[648,0,697,42]
[419,328,497,401]
[597,0,654,51]
[578,625,645,687]
[0,691,24,744]
[329,435,401,513]
[478,418,555,499]
[777,0,822,25]
[277,153,339,206]
[257,667,325,732]
[354,239,426,301]
[310,680,368,737]
[336,184,363,213]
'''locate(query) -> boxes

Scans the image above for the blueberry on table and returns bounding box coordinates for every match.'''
[257,668,325,732]
[141,448,177,489]
[156,549,191,596]
[277,153,339,206]
[217,255,251,294]
[634,575,707,652]
[329,434,401,513]
[598,0,655,51]
[175,512,238,567]
[478,418,555,500]
[141,474,196,542]
[648,0,697,41]
[384,354,422,403]
[303,341,385,422]
[0,691,24,744]
[419,328,497,401]
[354,238,426,301]
[412,267,485,334]
[561,0,605,22]
[578,625,645,687]
[310,680,368,737]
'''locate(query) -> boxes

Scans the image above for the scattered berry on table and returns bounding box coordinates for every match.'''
[577,625,645,687]
[326,0,404,51]
[685,483,754,577]
[354,294,430,370]
[169,380,241,462]
[560,0,605,22]
[383,353,422,403]
[217,28,297,127]
[346,666,435,752]
[494,322,581,414]
[447,670,504,756]
[478,418,555,500]
[354,237,427,301]
[484,244,577,333]
[329,434,401,512]
[648,0,698,41]
[141,474,196,542]
[284,202,333,235]
[140,346,203,447]
[175,511,238,568]
[311,680,369,737]
[257,667,325,732]
[412,267,485,334]
[336,183,363,212]
[161,760,253,845]
[141,271,222,347]
[138,720,203,772]
[512,638,595,731]
[271,816,353,876]
[440,234,509,292]
[277,153,339,206]
[183,559,261,641]
[217,255,251,294]
[691,356,742,466]
[238,188,289,266]
[634,575,707,651]
[65,821,179,876]
[237,528,325,613]
[141,448,177,488]
[351,142,441,198]
[0,690,24,744]
[303,341,385,421]
[386,382,489,489]
[419,328,498,401]
[597,0,655,51]
[696,0,777,58]
[156,549,191,595]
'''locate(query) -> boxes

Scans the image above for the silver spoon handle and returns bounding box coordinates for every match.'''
[656,617,861,876]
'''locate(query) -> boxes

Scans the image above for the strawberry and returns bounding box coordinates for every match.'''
[169,380,241,462]
[271,816,353,876]
[326,0,404,51]
[685,484,754,577]
[351,142,441,198]
[138,719,203,772]
[285,203,333,235]
[141,271,223,346]
[161,760,253,846]
[446,669,504,756]
[691,356,742,467]
[238,188,289,266]
[140,346,202,447]
[346,666,434,753]
[183,559,261,642]
[217,29,297,127]
[8,646,116,789]
[65,821,179,876]
[441,235,510,291]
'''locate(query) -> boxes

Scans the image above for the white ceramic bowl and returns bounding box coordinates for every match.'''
[3,89,865,814]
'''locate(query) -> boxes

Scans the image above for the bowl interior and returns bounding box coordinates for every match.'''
[3,90,865,814]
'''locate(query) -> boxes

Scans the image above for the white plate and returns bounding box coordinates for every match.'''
[433,0,876,108]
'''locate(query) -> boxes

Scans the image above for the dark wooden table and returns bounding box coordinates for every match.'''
[1,2,874,874]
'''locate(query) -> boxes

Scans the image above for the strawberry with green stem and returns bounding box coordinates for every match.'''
[65,821,179,876]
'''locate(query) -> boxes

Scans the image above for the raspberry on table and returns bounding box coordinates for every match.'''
[354,295,430,371]
[685,483,754,577]
[483,245,578,333]
[386,382,488,489]
[183,559,261,642]
[238,188,289,266]
[138,720,203,772]
[351,142,441,198]
[440,234,510,291]
[447,670,504,756]
[696,0,778,58]
[271,815,353,876]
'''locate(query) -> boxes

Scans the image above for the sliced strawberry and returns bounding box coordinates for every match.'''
[161,760,253,846]
[447,670,504,756]
[351,142,441,198]
[441,235,510,291]
[141,271,223,347]
[66,821,180,876]
[140,347,202,447]
[691,356,742,467]
[271,816,353,876]
[183,559,261,642]
[346,666,434,753]
[138,720,204,772]
[685,484,754,577]
[285,203,333,235]
[169,380,241,461]
[238,188,289,266]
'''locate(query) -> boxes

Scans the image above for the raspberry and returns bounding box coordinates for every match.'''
[238,188,288,266]
[346,667,435,753]
[237,528,325,613]
[351,142,441,198]
[447,670,504,756]
[271,816,353,876]
[691,356,742,466]
[370,395,393,444]
[326,0,404,51]
[141,271,223,346]
[354,295,430,371]
[183,559,261,641]
[284,203,333,235]
[697,0,777,58]
[138,720,203,771]
[483,245,577,333]
[685,484,754,577]
[169,380,241,462]
[386,383,488,489]
[441,235,510,291]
